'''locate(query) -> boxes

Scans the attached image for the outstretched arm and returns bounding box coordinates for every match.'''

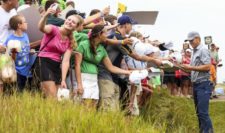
[38,8,55,34]
[83,6,110,25]
[103,56,131,75]
[129,52,162,67]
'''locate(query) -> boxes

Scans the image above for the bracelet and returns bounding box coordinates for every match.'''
[121,40,125,45]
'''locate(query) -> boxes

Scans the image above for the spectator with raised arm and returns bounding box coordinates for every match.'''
[38,7,80,98]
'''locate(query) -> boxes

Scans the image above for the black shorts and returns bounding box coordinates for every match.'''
[181,75,191,81]
[163,72,176,84]
[39,57,61,84]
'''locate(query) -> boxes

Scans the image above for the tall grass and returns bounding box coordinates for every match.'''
[210,102,225,133]
[0,92,157,133]
[0,90,224,133]
[141,90,225,133]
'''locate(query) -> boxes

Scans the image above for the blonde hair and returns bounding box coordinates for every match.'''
[74,15,84,27]
[129,31,143,39]
[66,15,84,49]
[69,33,77,49]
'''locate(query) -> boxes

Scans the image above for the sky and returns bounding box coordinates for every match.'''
[74,0,225,83]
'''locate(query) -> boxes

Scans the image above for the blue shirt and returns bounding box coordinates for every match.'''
[4,33,36,77]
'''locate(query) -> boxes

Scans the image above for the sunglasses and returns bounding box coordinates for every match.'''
[189,39,195,43]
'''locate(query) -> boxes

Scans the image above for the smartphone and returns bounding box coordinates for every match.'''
[51,3,59,11]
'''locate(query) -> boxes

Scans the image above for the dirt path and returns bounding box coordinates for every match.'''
[210,95,225,102]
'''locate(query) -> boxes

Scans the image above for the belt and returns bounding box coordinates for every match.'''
[193,79,209,85]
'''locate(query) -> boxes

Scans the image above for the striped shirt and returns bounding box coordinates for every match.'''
[190,44,210,82]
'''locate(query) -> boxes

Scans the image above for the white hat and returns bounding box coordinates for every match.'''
[144,44,159,55]
[129,69,148,84]
[143,32,150,38]
[185,48,192,52]
[163,41,174,50]
[170,52,182,64]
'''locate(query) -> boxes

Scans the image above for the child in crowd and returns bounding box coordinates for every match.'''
[3,15,36,92]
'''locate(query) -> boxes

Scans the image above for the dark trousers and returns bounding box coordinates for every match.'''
[17,73,32,92]
[193,81,213,133]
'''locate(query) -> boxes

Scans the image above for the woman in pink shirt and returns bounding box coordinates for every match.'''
[180,48,192,97]
[38,8,82,98]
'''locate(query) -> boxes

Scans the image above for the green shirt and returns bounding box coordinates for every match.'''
[74,31,89,45]
[70,31,89,68]
[19,0,24,6]
[76,40,108,74]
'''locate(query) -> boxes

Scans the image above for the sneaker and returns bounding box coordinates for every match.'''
[212,95,219,98]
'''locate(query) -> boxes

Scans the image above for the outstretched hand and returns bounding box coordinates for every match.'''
[123,38,133,45]
[45,8,56,16]
[102,6,110,16]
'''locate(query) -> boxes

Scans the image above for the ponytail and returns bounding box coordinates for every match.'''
[89,24,105,55]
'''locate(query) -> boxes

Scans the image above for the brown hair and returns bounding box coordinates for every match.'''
[2,0,8,3]
[9,15,23,30]
[45,0,58,11]
[89,9,100,16]
[89,24,104,55]
[104,15,117,25]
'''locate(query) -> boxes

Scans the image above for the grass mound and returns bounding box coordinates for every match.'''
[0,90,224,133]
[141,90,198,132]
[0,92,157,133]
[141,90,225,133]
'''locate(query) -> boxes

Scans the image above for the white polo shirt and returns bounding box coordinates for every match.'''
[124,37,157,69]
[0,6,17,45]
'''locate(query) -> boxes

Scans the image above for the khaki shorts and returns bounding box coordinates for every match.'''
[98,79,120,111]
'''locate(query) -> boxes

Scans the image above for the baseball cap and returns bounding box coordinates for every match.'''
[158,41,174,51]
[185,31,200,41]
[118,15,137,25]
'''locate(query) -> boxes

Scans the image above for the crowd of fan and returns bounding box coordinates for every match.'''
[0,0,220,115]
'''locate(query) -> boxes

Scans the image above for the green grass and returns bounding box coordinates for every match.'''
[0,92,157,133]
[0,90,224,133]
[141,90,225,133]
[141,90,198,133]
